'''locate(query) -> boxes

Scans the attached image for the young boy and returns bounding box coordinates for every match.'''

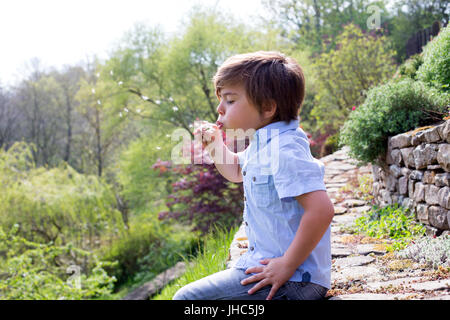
[173,51,334,300]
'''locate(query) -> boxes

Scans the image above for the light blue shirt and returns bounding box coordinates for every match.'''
[234,118,331,289]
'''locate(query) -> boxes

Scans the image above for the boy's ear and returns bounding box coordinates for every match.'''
[262,99,277,120]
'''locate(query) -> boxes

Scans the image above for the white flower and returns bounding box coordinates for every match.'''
[172,106,179,111]
[137,108,141,113]
[91,88,96,94]
[156,146,161,150]
[142,95,149,100]
[96,72,100,78]
[155,100,161,105]
[110,70,114,76]
[124,107,129,113]
[118,81,123,86]
[119,112,123,117]
[169,96,174,102]
[97,100,101,105]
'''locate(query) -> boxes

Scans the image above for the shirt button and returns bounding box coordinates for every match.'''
[243,171,246,176]
[244,196,247,201]
[252,177,256,182]
[250,246,254,251]
[245,221,248,226]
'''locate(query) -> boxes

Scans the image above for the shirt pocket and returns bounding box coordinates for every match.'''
[250,174,270,207]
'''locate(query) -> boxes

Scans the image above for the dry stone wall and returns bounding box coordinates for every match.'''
[372,119,450,236]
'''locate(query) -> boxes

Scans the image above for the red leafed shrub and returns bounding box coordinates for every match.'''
[152,133,247,235]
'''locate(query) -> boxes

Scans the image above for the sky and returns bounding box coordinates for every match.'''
[0,0,267,88]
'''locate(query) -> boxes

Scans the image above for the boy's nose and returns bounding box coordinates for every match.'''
[216,102,224,115]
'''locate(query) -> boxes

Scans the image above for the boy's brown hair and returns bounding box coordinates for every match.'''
[213,51,305,123]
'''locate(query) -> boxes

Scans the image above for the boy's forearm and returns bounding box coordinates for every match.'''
[210,144,241,183]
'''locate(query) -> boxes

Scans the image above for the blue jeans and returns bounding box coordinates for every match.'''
[172,268,328,300]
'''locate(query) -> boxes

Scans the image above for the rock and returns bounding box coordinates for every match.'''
[423,170,436,184]
[350,206,373,214]
[398,176,409,195]
[438,186,450,209]
[332,266,381,282]
[329,293,409,300]
[389,164,402,178]
[437,144,450,172]
[342,199,367,208]
[441,120,450,143]
[401,147,415,169]
[425,184,440,205]
[416,203,429,224]
[333,206,348,215]
[435,173,450,187]
[409,279,450,292]
[408,179,415,199]
[428,206,449,229]
[355,244,386,256]
[411,130,426,146]
[389,133,412,149]
[409,170,424,181]
[365,277,423,291]
[331,248,353,258]
[122,261,187,300]
[413,182,425,202]
[423,126,442,143]
[333,255,375,268]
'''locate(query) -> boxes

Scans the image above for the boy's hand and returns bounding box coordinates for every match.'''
[193,121,224,155]
[241,256,297,300]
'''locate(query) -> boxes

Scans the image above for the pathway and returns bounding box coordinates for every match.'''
[227,146,450,300]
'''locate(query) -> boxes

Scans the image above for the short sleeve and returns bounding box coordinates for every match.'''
[272,142,326,201]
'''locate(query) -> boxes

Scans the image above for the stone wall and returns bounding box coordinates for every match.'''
[372,119,450,236]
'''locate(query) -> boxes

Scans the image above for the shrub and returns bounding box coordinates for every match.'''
[351,203,426,251]
[339,78,450,165]
[396,54,423,80]
[153,132,246,235]
[417,25,450,91]
[99,221,197,288]
[396,235,450,269]
[0,225,117,300]
[0,142,126,250]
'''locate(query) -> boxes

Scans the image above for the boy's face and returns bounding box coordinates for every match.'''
[216,83,275,133]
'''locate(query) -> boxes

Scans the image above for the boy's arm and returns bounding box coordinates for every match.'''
[210,144,243,183]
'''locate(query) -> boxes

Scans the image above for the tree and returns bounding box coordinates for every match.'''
[262,0,390,52]
[311,24,396,138]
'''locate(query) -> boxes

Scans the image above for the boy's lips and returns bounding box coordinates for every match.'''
[216,121,224,129]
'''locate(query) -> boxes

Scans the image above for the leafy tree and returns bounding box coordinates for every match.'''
[311,24,396,137]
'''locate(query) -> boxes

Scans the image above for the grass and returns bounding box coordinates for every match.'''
[151,224,238,300]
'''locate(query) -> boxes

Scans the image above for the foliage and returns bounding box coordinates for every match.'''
[152,225,237,300]
[0,225,117,300]
[396,54,424,80]
[417,25,450,91]
[339,78,450,165]
[0,141,126,250]
[99,220,197,288]
[396,235,450,269]
[351,203,426,251]
[311,24,396,139]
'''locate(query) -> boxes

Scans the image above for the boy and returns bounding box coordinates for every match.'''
[173,51,334,300]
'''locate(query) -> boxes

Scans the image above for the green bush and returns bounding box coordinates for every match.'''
[339,78,449,165]
[0,225,117,300]
[397,54,423,80]
[417,25,450,91]
[99,221,198,288]
[351,203,426,251]
[397,235,450,269]
[0,142,126,250]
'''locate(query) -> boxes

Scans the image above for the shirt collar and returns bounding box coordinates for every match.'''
[254,117,299,144]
